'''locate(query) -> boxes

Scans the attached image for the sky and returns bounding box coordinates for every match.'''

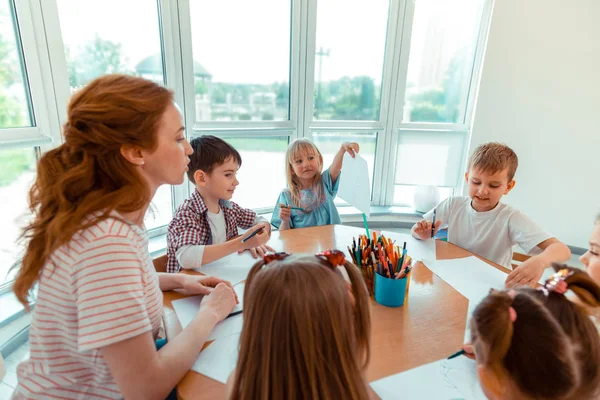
[56,0,392,84]
[49,0,481,86]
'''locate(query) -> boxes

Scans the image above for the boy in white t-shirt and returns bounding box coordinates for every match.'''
[412,142,571,287]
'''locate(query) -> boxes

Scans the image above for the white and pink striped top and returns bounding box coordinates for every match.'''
[12,215,163,399]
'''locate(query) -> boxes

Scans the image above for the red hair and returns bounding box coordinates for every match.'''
[13,74,173,306]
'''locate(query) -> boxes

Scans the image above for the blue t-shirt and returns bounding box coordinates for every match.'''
[271,168,341,229]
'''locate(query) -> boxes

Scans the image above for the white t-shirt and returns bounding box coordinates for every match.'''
[423,196,552,269]
[176,211,267,268]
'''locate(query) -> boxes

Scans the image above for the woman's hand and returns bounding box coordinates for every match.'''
[181,275,239,304]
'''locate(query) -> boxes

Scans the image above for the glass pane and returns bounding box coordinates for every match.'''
[145,184,172,231]
[0,147,36,285]
[0,0,32,128]
[189,0,291,122]
[403,0,484,123]
[312,132,377,206]
[222,136,289,210]
[58,0,173,229]
[393,185,453,208]
[56,0,165,90]
[313,0,389,121]
[394,130,466,187]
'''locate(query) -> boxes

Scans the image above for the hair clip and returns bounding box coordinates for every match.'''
[316,250,352,284]
[541,268,574,296]
[262,252,291,264]
[316,250,346,268]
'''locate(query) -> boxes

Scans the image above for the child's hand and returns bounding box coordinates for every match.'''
[239,244,276,258]
[505,257,545,288]
[278,204,291,223]
[342,142,360,158]
[462,343,476,360]
[412,219,442,240]
[240,222,272,255]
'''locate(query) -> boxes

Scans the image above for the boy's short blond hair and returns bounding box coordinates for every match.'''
[468,142,519,181]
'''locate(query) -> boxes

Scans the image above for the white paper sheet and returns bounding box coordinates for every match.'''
[191,333,240,384]
[371,357,485,400]
[194,251,258,285]
[337,153,371,216]
[172,283,245,341]
[412,238,437,264]
[424,256,508,342]
[379,231,437,264]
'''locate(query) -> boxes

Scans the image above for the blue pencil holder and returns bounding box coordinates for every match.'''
[374,272,410,307]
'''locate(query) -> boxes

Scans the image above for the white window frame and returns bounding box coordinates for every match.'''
[176,0,302,214]
[39,0,189,236]
[381,0,494,206]
[1,0,61,150]
[6,0,494,232]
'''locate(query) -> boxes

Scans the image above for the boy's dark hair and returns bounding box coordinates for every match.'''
[186,135,242,184]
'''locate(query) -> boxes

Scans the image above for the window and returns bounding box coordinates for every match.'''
[188,0,292,122]
[393,185,454,208]
[0,147,36,285]
[312,132,377,205]
[222,136,289,210]
[392,130,467,206]
[402,0,485,123]
[56,0,165,88]
[0,0,32,128]
[313,0,389,121]
[145,185,172,231]
[56,0,173,231]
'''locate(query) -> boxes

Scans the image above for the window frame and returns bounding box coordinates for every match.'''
[381,0,494,206]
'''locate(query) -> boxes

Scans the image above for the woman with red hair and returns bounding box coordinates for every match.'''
[11,74,237,399]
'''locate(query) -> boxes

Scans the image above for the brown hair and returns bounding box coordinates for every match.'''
[13,74,173,306]
[468,142,519,181]
[471,265,600,399]
[229,254,371,400]
[186,135,242,184]
[285,139,324,209]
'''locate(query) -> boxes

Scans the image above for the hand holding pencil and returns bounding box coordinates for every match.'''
[278,204,292,223]
[278,203,304,223]
[239,222,273,257]
[412,219,442,240]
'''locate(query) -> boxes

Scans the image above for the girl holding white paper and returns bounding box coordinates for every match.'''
[271,138,359,230]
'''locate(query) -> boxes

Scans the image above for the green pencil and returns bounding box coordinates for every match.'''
[362,213,370,238]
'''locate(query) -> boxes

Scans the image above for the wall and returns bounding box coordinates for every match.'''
[469,0,600,248]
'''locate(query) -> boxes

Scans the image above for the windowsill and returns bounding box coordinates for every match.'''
[0,291,25,327]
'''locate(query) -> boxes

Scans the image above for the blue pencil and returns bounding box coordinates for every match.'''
[241,227,265,243]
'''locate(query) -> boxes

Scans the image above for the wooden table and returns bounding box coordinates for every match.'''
[162,225,509,399]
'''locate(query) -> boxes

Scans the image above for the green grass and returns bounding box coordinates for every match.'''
[0,148,35,187]
[223,134,377,154]
[224,137,289,152]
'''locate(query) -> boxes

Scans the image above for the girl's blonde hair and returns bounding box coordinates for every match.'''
[471,265,600,399]
[285,139,324,208]
[229,253,372,400]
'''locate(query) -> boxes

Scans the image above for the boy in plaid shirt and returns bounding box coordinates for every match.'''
[166,135,273,273]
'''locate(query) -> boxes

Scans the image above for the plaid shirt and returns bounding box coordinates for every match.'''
[166,189,257,273]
